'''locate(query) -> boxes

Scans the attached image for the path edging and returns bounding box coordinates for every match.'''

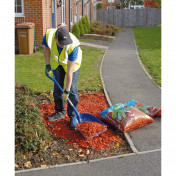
[99,41,139,154]
[15,149,161,174]
[133,34,161,90]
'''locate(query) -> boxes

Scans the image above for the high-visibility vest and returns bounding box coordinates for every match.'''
[46,28,82,72]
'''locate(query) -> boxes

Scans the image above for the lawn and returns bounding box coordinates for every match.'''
[15,47,104,92]
[133,26,161,86]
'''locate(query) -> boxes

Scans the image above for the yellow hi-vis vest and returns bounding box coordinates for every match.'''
[46,28,82,72]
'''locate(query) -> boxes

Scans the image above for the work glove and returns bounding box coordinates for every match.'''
[62,89,70,102]
[45,64,51,76]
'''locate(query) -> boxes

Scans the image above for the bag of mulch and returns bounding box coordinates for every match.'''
[99,103,154,133]
[124,99,161,118]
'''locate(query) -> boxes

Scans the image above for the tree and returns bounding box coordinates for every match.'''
[82,16,88,34]
[144,0,161,8]
[120,0,144,9]
[78,20,85,36]
[85,15,91,33]
[97,3,102,10]
[72,23,80,39]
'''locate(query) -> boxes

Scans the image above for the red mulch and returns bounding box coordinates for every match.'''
[40,93,123,152]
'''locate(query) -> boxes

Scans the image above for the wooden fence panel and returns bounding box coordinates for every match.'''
[136,9,146,27]
[147,8,156,26]
[155,8,161,25]
[114,9,121,27]
[97,8,161,27]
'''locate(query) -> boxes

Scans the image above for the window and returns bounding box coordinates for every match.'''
[61,0,65,25]
[15,0,24,17]
[84,0,87,16]
[87,3,89,19]
[76,2,79,22]
[70,0,73,24]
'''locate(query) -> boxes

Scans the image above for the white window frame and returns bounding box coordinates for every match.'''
[84,1,86,16]
[70,0,73,25]
[87,3,89,19]
[76,2,79,22]
[61,0,66,26]
[15,0,24,17]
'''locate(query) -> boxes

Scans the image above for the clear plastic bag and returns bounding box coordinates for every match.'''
[124,99,161,118]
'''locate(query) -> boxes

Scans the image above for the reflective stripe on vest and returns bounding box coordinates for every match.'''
[48,29,55,49]
[47,29,59,64]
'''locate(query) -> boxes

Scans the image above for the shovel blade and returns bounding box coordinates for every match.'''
[72,113,107,139]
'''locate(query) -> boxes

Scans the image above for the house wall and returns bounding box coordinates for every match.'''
[15,0,97,49]
[15,0,47,48]
[78,1,83,21]
[42,0,52,34]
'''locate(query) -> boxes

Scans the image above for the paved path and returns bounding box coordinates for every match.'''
[102,28,161,153]
[16,28,161,176]
[80,41,109,49]
[16,151,161,176]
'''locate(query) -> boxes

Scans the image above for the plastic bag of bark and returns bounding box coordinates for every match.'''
[124,99,161,118]
[99,103,154,133]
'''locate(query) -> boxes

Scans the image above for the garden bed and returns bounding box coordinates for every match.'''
[80,34,115,41]
[15,92,132,171]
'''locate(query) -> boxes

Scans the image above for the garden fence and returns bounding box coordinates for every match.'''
[97,8,161,27]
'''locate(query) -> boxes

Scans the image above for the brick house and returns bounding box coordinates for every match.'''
[15,0,98,49]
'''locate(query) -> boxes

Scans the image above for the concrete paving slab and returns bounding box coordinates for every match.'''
[80,42,109,49]
[128,117,161,151]
[16,151,161,176]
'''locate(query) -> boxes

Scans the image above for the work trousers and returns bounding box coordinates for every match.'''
[53,65,79,119]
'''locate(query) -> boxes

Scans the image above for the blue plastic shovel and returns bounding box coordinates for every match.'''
[46,71,107,140]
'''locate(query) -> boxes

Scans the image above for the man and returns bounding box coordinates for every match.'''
[42,27,82,130]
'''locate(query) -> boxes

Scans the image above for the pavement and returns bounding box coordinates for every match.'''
[80,41,109,49]
[16,28,161,176]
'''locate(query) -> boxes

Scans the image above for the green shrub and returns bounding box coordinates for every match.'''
[15,82,51,159]
[90,21,103,34]
[90,21,120,36]
[85,15,91,33]
[82,16,88,34]
[91,21,102,28]
[105,24,120,36]
[78,20,85,36]
[71,22,80,38]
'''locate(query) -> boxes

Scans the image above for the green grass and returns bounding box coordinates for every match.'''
[133,26,161,86]
[15,47,104,93]
[78,48,104,91]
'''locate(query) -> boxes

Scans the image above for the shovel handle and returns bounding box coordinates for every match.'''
[46,71,81,123]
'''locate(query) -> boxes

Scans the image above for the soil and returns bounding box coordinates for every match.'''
[79,38,111,47]
[79,34,114,47]
[16,130,132,170]
[80,34,115,41]
[15,92,132,171]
